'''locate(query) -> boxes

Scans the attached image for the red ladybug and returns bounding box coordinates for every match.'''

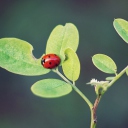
[41,54,61,69]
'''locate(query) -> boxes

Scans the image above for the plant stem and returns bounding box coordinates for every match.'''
[54,69,93,109]
[73,83,93,108]
[107,65,128,88]
[53,69,95,128]
[90,94,101,128]
[90,65,128,128]
[53,66,128,128]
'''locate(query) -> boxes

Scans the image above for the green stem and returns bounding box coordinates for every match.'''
[53,65,128,128]
[53,69,95,128]
[107,65,128,88]
[72,83,93,108]
[90,111,96,128]
[54,68,93,109]
[90,65,128,128]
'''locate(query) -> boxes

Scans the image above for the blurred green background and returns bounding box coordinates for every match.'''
[0,0,128,128]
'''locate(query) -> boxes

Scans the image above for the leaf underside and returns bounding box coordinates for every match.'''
[31,79,72,98]
[0,38,50,76]
[92,54,117,74]
[113,18,128,43]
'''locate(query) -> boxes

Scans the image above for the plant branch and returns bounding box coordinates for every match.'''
[53,68,93,109]
[90,65,128,128]
[90,94,101,128]
[53,65,128,128]
[107,65,128,88]
[53,68,95,128]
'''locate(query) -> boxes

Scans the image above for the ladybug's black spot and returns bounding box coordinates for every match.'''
[54,54,57,56]
[48,55,51,58]
[49,62,52,65]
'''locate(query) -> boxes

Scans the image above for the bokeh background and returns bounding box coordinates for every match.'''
[0,0,128,128]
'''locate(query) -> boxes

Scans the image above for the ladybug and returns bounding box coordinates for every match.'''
[41,54,61,69]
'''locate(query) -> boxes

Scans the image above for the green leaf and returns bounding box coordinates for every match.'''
[92,54,117,74]
[46,23,79,62]
[0,38,50,75]
[31,79,72,98]
[126,69,128,75]
[113,18,128,43]
[62,48,80,81]
[105,76,115,81]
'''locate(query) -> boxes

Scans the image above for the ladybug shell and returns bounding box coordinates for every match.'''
[41,54,61,69]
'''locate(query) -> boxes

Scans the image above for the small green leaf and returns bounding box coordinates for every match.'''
[126,69,128,75]
[113,18,128,43]
[62,48,80,81]
[0,38,50,75]
[105,76,115,81]
[46,23,79,62]
[31,79,72,98]
[92,54,117,74]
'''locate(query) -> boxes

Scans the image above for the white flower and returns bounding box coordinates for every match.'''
[87,78,109,86]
